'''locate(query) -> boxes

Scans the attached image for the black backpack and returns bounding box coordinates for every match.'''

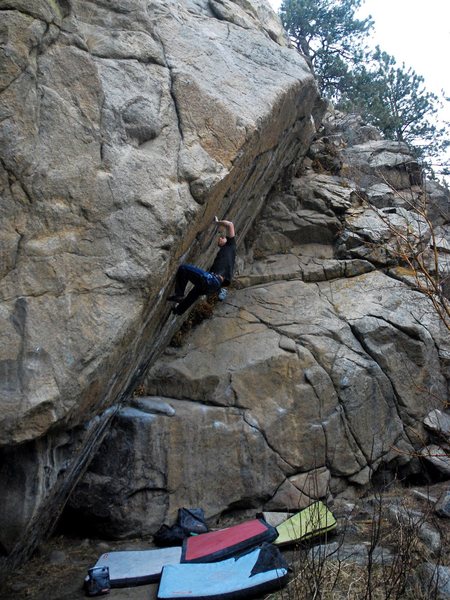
[153,507,209,547]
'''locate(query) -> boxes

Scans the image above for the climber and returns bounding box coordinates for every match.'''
[168,217,236,315]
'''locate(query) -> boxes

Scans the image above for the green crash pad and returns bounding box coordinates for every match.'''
[274,501,336,546]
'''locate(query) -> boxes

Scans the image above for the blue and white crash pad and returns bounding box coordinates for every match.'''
[157,543,288,600]
[94,546,182,587]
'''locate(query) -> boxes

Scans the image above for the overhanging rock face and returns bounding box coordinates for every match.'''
[0,0,322,569]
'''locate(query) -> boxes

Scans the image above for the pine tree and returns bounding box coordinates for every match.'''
[339,48,449,160]
[280,0,449,164]
[279,0,373,99]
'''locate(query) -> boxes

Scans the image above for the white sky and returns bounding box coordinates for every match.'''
[268,0,450,171]
[356,0,450,100]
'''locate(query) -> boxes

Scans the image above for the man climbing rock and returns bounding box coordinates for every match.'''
[168,217,236,315]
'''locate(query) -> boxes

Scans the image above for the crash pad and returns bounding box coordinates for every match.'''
[158,544,288,600]
[262,511,294,528]
[181,518,277,563]
[94,546,182,587]
[274,501,336,546]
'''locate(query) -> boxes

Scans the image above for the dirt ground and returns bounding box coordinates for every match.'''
[0,536,160,600]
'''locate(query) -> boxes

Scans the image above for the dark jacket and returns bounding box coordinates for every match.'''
[210,236,236,286]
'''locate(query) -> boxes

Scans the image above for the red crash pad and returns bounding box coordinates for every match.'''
[181,518,277,563]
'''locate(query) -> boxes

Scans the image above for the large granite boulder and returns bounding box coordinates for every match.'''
[69,268,448,536]
[0,0,323,571]
[69,113,450,537]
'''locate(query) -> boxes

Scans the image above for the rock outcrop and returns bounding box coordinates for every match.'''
[68,112,450,537]
[0,0,323,571]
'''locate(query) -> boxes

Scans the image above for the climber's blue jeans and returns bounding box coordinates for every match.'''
[174,264,221,315]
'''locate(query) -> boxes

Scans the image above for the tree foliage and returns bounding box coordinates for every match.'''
[340,48,449,159]
[280,0,373,99]
[280,0,449,164]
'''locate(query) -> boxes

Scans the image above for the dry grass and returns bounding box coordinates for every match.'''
[265,491,450,600]
[267,559,434,600]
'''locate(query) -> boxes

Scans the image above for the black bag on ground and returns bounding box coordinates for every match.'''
[153,507,209,547]
[84,566,110,596]
[177,507,208,535]
[153,523,187,547]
